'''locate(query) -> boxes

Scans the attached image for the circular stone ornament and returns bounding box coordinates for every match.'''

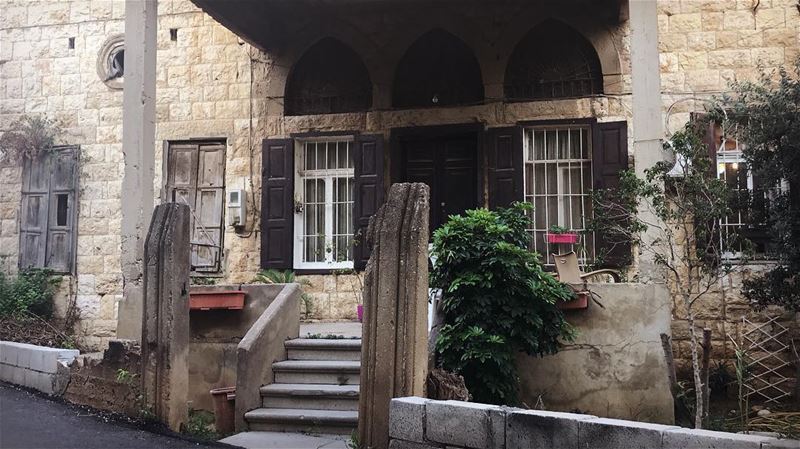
[97,34,125,90]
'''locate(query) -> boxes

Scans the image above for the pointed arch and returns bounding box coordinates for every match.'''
[504,20,604,101]
[392,29,484,109]
[284,38,373,116]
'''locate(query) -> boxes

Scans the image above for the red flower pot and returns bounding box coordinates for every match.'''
[189,290,245,310]
[546,233,579,244]
[557,292,589,310]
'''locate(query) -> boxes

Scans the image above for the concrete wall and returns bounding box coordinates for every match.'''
[0,341,79,395]
[518,283,674,424]
[388,397,799,449]
[188,283,284,412]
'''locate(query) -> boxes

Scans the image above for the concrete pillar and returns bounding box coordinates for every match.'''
[629,0,666,283]
[118,0,157,340]
[141,203,190,432]
[359,183,430,449]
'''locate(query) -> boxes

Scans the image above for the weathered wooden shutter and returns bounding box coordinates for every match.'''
[19,154,52,269]
[353,134,385,270]
[592,121,631,268]
[193,143,225,272]
[487,126,523,209]
[45,147,78,273]
[260,138,294,269]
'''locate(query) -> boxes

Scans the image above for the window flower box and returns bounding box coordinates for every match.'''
[557,292,589,310]
[546,232,579,244]
[189,290,245,310]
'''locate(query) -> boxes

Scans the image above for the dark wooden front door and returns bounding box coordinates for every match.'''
[401,132,479,233]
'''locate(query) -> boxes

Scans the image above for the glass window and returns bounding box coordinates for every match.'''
[295,139,355,269]
[523,126,594,265]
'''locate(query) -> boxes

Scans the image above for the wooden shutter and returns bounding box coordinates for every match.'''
[46,148,78,273]
[193,143,225,272]
[353,134,385,270]
[487,126,523,209]
[260,138,294,269]
[592,121,631,268]
[19,154,52,269]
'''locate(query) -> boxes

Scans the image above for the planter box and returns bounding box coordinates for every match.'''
[189,290,245,310]
[546,233,579,244]
[557,292,589,310]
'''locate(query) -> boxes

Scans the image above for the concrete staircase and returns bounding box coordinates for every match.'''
[244,338,361,435]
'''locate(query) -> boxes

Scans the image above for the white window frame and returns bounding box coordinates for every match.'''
[522,125,595,265]
[293,137,355,270]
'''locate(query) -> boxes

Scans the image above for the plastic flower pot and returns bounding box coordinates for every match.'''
[189,290,245,310]
[209,387,236,434]
[357,304,364,322]
[546,232,579,244]
[557,292,589,310]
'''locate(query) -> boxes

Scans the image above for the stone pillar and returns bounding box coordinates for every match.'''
[118,0,157,340]
[359,183,430,449]
[140,203,190,431]
[629,0,666,284]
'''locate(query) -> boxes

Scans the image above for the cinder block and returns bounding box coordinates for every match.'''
[507,409,596,449]
[578,417,680,449]
[0,363,10,381]
[28,349,46,373]
[426,400,505,449]
[389,439,443,449]
[15,345,31,369]
[390,397,428,442]
[762,438,800,448]
[11,365,24,385]
[662,427,774,449]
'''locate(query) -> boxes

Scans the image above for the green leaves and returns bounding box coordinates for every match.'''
[431,203,574,405]
[0,269,58,319]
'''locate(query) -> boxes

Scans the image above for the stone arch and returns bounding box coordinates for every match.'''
[284,37,373,115]
[504,19,604,100]
[391,29,485,108]
[497,10,624,96]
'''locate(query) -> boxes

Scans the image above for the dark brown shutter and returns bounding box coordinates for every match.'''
[592,121,631,268]
[487,126,523,209]
[353,134,385,270]
[261,138,294,269]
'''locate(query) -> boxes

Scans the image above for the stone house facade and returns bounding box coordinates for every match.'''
[0,0,798,386]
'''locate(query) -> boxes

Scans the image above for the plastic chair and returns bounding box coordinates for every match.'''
[551,251,621,284]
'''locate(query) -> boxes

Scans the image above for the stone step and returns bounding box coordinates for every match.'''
[244,408,358,435]
[260,384,359,411]
[285,339,362,361]
[272,360,360,385]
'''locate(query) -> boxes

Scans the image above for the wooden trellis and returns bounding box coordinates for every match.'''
[742,316,792,404]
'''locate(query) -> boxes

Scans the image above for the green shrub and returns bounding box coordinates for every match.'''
[0,269,58,319]
[431,202,575,405]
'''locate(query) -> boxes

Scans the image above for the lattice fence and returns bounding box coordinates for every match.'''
[742,316,792,404]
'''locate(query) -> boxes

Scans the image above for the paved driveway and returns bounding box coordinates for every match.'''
[0,383,232,449]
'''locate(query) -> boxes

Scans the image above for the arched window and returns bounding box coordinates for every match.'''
[504,20,604,101]
[285,38,372,116]
[392,29,484,108]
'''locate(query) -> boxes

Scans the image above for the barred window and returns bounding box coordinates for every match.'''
[294,139,355,269]
[523,126,595,264]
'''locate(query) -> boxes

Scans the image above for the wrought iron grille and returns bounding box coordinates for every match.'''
[505,20,604,101]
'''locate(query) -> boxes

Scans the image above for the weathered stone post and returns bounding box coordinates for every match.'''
[359,183,430,449]
[140,203,190,431]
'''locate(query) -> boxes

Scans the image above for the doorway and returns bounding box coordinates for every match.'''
[395,127,480,235]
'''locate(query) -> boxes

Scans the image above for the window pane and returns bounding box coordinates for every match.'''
[305,143,317,170]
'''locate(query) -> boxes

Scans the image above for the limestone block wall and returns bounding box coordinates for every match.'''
[657,0,800,383]
[298,273,364,321]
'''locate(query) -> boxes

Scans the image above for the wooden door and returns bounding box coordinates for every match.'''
[401,133,478,233]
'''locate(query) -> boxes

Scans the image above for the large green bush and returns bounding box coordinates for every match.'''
[0,269,57,318]
[430,203,575,405]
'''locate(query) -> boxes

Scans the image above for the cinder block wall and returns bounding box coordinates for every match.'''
[388,397,797,449]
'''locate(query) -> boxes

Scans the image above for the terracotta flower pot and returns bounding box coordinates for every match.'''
[546,232,580,244]
[189,290,245,310]
[557,292,589,310]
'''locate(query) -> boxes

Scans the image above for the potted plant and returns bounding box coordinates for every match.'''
[189,287,246,310]
[546,225,580,244]
[557,291,589,310]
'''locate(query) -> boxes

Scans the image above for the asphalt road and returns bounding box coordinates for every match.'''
[0,383,230,449]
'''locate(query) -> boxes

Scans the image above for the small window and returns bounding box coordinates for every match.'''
[56,194,68,226]
[68,37,75,49]
[294,139,355,269]
[523,126,595,265]
[97,34,125,89]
